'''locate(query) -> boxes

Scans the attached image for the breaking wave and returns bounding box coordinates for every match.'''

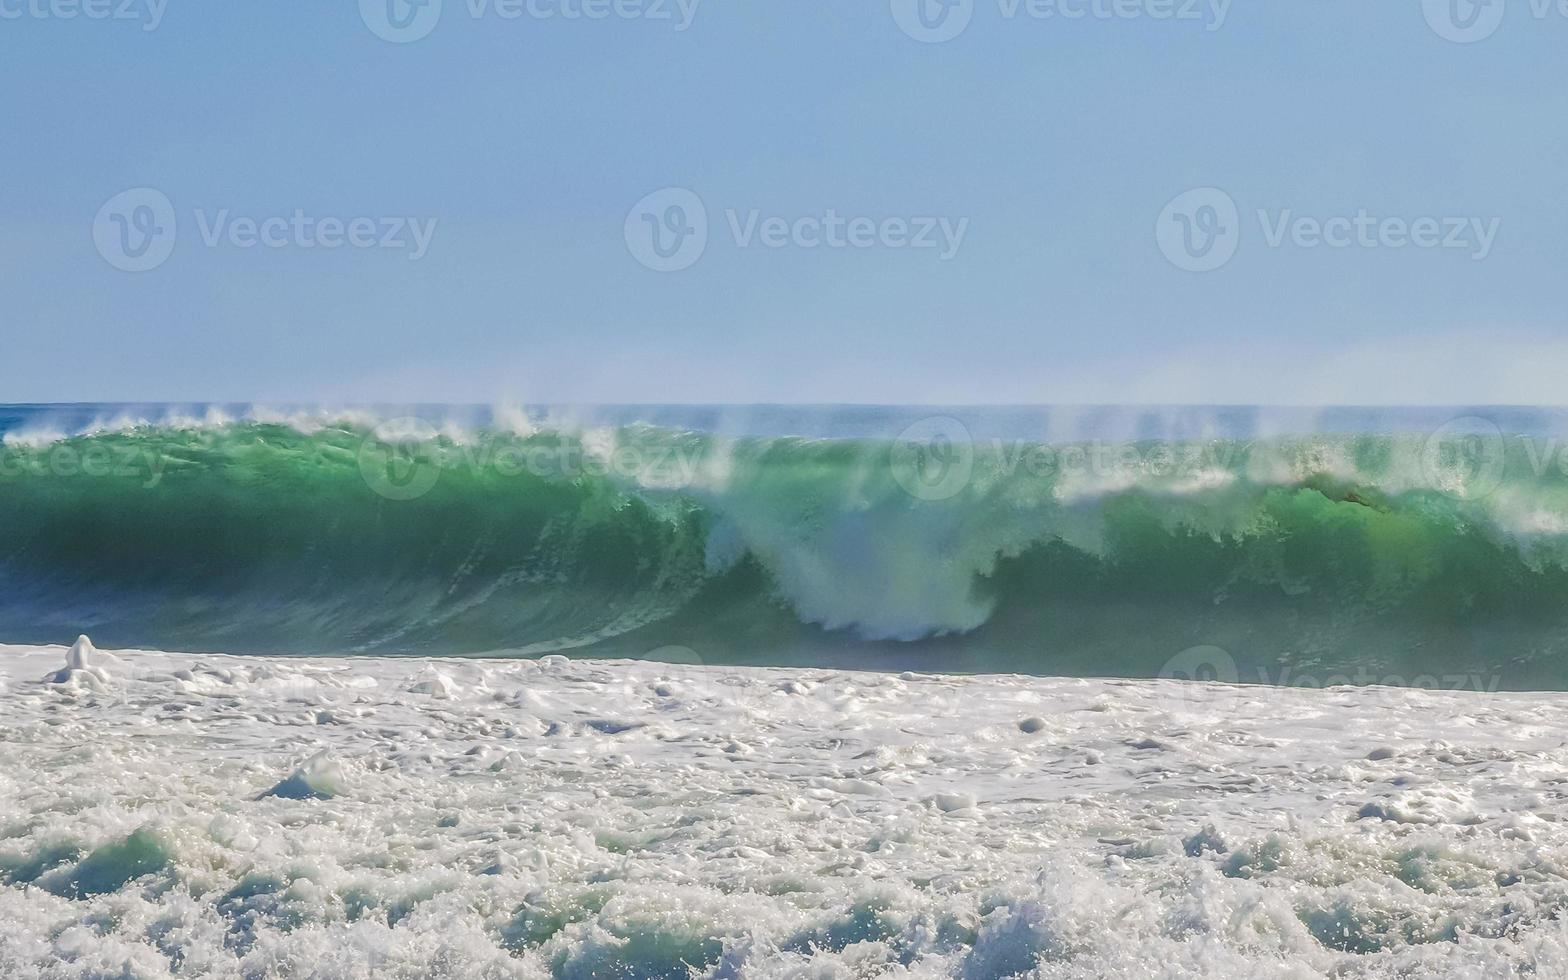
[3,408,1568,686]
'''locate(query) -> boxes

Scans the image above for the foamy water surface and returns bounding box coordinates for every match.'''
[3,642,1567,978]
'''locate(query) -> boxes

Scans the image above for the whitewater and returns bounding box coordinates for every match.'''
[4,638,1568,979]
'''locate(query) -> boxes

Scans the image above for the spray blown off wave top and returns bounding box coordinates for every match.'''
[3,405,1567,687]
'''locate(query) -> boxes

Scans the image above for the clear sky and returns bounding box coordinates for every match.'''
[2,0,1565,404]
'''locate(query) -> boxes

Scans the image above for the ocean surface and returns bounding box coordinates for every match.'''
[6,641,1568,979]
[5,403,1568,687]
[7,406,1568,978]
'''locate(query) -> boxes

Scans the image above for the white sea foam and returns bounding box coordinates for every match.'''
[3,641,1567,978]
[1,427,69,449]
[491,403,538,438]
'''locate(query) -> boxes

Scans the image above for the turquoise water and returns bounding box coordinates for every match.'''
[4,404,1568,687]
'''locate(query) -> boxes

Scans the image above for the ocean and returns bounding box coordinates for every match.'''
[5,404,1568,979]
[3,403,1568,686]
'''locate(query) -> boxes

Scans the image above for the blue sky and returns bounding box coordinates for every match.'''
[2,0,1565,404]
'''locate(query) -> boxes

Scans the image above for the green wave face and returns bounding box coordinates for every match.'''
[4,416,1568,688]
